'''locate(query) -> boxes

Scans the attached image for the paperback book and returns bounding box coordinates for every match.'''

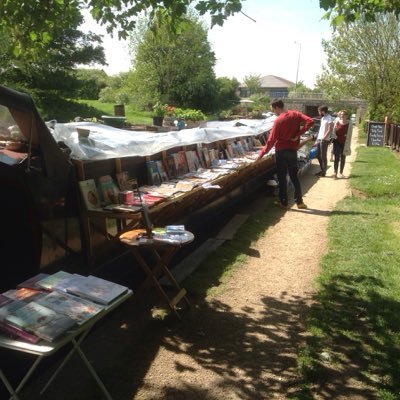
[5,301,76,342]
[36,270,74,291]
[17,273,50,290]
[98,175,119,205]
[35,291,104,325]
[79,179,100,210]
[53,274,129,305]
[3,288,46,302]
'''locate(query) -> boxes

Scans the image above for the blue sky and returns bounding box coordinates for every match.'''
[83,0,332,88]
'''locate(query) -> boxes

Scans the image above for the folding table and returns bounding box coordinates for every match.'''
[119,229,193,319]
[0,290,133,400]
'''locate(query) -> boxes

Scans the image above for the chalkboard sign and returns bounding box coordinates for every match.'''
[367,122,385,146]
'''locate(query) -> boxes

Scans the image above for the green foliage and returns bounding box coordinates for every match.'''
[243,73,262,95]
[297,145,400,398]
[126,13,218,112]
[0,0,243,58]
[320,0,400,26]
[173,108,206,120]
[214,77,240,111]
[74,69,109,100]
[0,6,106,99]
[317,14,400,123]
[152,101,167,117]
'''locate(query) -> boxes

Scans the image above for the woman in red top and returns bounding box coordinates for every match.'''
[332,110,353,178]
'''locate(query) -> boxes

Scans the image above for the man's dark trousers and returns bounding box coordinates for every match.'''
[275,149,303,206]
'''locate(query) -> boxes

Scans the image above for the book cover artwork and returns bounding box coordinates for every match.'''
[5,301,76,342]
[54,275,129,305]
[36,270,74,291]
[35,291,104,325]
[79,179,100,210]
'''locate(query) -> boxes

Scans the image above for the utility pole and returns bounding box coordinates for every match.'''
[294,41,301,93]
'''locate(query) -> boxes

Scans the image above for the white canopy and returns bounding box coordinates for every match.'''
[51,117,275,160]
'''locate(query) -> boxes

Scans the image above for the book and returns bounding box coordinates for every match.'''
[98,175,119,205]
[173,151,189,177]
[36,270,74,291]
[146,161,162,186]
[0,319,40,343]
[52,275,129,305]
[103,204,141,213]
[185,151,197,173]
[17,273,50,290]
[116,171,131,191]
[3,288,46,302]
[165,225,186,234]
[165,154,177,179]
[5,301,76,342]
[155,160,169,182]
[35,291,104,325]
[79,179,100,210]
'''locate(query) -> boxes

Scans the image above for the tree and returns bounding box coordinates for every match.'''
[0,0,243,58]
[126,13,218,112]
[0,6,106,98]
[320,0,400,26]
[243,74,262,96]
[316,14,400,121]
[214,77,240,111]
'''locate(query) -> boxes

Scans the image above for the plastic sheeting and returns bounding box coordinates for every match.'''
[51,117,275,160]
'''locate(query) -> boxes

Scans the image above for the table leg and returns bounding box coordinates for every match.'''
[0,368,21,400]
[132,246,190,318]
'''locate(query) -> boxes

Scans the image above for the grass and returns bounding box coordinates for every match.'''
[183,133,400,399]
[294,144,400,399]
[76,100,153,125]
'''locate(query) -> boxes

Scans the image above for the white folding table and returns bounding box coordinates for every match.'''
[0,289,133,400]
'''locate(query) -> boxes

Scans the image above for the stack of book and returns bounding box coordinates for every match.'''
[0,271,130,343]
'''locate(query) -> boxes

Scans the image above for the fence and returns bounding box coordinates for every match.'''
[385,123,400,152]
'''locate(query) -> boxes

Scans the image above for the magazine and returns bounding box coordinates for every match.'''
[35,291,104,325]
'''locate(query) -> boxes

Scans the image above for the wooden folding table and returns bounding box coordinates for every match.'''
[119,229,193,319]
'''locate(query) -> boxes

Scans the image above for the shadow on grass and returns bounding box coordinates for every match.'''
[294,273,400,399]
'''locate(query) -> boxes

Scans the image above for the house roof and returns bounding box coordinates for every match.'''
[240,75,295,88]
[259,75,295,88]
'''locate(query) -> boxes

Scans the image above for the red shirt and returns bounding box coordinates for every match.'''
[335,122,349,144]
[259,110,314,157]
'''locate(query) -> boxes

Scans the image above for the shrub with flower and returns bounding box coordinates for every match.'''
[152,101,167,117]
[164,105,176,116]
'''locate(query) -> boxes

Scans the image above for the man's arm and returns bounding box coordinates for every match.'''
[257,126,276,160]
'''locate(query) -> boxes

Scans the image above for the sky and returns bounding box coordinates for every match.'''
[82,0,332,88]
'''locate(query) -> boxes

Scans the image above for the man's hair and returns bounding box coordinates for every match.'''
[270,98,284,109]
[318,105,329,113]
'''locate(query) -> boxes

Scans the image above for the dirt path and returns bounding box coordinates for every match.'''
[130,130,358,400]
[21,129,358,400]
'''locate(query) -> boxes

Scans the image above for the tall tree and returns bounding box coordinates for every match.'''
[127,13,217,112]
[243,74,262,96]
[0,0,243,58]
[1,6,106,97]
[316,14,400,120]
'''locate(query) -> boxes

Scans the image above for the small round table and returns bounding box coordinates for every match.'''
[119,228,194,318]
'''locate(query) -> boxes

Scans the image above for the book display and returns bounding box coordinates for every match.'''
[0,272,130,343]
[69,117,281,266]
[0,271,133,400]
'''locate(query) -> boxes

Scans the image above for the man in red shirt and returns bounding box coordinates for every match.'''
[257,98,314,209]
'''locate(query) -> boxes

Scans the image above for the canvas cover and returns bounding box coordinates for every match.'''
[51,117,276,160]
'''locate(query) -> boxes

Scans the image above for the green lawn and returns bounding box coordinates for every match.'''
[295,145,400,399]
